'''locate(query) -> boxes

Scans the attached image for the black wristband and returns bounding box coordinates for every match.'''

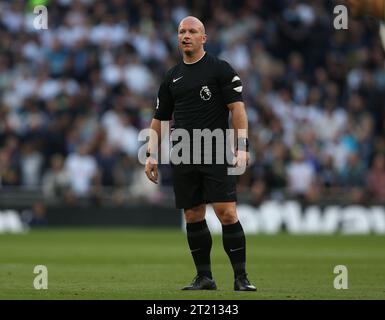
[146,151,157,158]
[237,138,249,152]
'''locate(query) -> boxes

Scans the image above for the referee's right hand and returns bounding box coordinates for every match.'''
[145,157,159,184]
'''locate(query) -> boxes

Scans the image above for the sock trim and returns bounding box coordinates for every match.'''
[186,220,208,232]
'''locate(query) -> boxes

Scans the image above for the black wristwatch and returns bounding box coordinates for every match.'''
[237,138,249,152]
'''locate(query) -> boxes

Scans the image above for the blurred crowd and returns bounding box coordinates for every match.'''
[1,0,385,205]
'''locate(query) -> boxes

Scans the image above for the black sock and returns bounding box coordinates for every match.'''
[186,220,212,279]
[222,221,246,278]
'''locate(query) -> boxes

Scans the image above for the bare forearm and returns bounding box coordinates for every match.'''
[229,103,248,139]
[228,102,250,168]
[148,119,163,154]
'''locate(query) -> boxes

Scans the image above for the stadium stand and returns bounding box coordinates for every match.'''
[1,0,385,210]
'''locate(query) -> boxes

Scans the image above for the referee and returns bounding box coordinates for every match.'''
[145,16,256,291]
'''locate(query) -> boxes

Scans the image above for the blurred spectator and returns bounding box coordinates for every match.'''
[314,99,347,142]
[339,152,366,202]
[0,0,384,205]
[123,55,155,95]
[29,202,47,227]
[340,153,366,187]
[0,136,21,186]
[367,154,385,201]
[263,140,287,198]
[95,142,119,187]
[20,202,47,228]
[65,143,98,201]
[319,155,340,190]
[113,154,136,197]
[42,153,70,199]
[20,141,44,187]
[286,146,316,200]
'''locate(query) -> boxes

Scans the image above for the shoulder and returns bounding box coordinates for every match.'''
[206,53,232,67]
[208,56,239,82]
[205,53,230,68]
[208,54,236,75]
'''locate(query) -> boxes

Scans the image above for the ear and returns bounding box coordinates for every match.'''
[202,33,207,44]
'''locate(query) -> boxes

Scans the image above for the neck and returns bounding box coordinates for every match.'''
[183,49,206,64]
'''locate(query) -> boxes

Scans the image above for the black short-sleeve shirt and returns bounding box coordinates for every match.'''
[154,52,243,131]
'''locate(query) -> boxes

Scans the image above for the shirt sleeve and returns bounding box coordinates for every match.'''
[153,76,174,121]
[217,60,243,105]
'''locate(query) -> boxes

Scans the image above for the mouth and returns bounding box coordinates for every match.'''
[182,40,192,46]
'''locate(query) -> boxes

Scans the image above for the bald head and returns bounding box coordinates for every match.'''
[178,16,205,35]
[178,16,207,62]
[178,16,207,60]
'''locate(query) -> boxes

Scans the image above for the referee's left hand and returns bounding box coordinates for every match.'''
[235,150,249,168]
[145,157,159,184]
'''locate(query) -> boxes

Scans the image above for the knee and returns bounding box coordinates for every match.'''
[216,208,238,225]
[184,204,206,223]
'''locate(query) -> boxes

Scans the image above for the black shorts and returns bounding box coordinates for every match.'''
[171,164,237,209]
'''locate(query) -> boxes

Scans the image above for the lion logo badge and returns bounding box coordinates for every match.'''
[200,86,212,101]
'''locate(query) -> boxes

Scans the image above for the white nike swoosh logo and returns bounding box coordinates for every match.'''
[230,247,244,252]
[190,248,201,253]
[173,76,183,83]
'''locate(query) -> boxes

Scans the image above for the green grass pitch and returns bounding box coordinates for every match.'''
[0,228,384,299]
